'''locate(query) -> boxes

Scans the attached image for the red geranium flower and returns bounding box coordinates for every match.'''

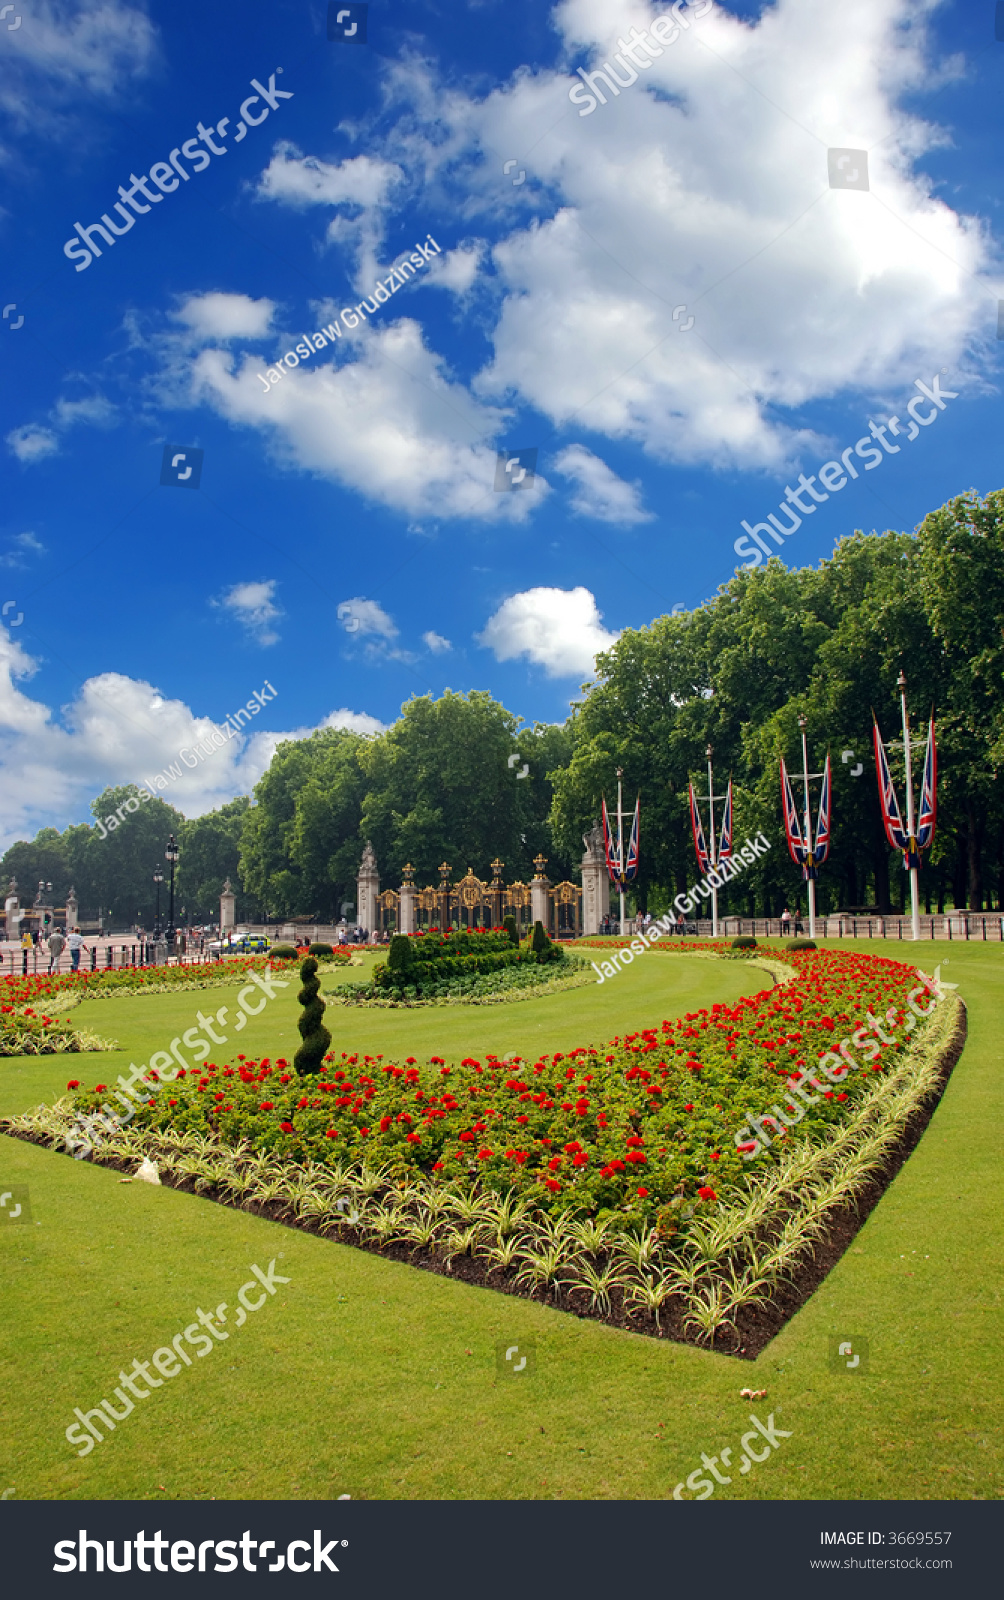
[697,1186,717,1201]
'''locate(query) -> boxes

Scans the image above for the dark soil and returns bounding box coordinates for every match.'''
[7,1005,966,1361]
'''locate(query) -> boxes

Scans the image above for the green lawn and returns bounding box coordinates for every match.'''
[1,942,1000,1501]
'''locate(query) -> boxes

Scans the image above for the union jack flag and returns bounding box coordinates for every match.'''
[872,715,910,856]
[780,756,808,869]
[689,782,710,877]
[718,776,734,864]
[602,796,640,886]
[916,715,937,852]
[812,752,832,866]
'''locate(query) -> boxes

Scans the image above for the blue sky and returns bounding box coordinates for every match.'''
[1,0,1002,848]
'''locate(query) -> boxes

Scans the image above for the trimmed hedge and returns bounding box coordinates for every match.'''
[786,937,817,950]
[308,942,335,957]
[270,944,299,961]
[731,935,757,949]
[371,927,563,996]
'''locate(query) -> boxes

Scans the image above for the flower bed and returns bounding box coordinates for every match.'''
[56,946,937,1219]
[0,1001,116,1055]
[0,956,309,1008]
[5,947,963,1351]
[328,951,590,1007]
[363,927,563,1001]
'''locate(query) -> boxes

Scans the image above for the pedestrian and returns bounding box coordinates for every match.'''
[781,905,792,936]
[47,927,66,973]
[68,926,84,971]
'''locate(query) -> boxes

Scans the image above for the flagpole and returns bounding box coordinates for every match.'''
[798,716,816,940]
[706,744,718,939]
[616,766,626,937]
[898,672,921,941]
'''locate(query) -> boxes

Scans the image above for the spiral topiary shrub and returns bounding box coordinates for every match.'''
[731,935,757,949]
[531,919,556,959]
[269,944,298,961]
[294,956,331,1076]
[503,914,520,947]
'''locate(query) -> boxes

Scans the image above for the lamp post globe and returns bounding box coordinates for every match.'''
[153,866,164,938]
[165,835,180,944]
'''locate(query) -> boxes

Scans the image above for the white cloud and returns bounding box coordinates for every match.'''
[552,443,653,524]
[0,0,158,130]
[422,630,452,653]
[257,143,402,210]
[6,426,59,463]
[0,627,383,848]
[173,292,276,342]
[0,531,45,568]
[323,707,388,734]
[216,580,282,646]
[477,585,618,676]
[178,312,536,522]
[427,242,486,295]
[52,395,116,429]
[337,597,398,638]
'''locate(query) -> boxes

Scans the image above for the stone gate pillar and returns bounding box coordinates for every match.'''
[357,841,379,933]
[398,863,416,935]
[530,853,550,932]
[220,877,236,931]
[580,823,609,936]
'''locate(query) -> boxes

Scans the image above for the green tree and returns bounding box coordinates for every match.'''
[178,797,250,923]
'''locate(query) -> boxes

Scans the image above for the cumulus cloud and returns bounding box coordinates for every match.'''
[6,425,59,463]
[427,242,486,295]
[0,626,383,848]
[216,580,282,646]
[468,0,992,471]
[552,443,653,524]
[257,144,402,210]
[0,531,45,568]
[422,630,452,653]
[337,597,398,638]
[323,707,388,734]
[173,292,276,342]
[477,585,619,676]
[175,303,533,522]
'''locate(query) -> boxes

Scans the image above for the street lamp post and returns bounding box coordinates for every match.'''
[153,867,163,938]
[165,835,179,946]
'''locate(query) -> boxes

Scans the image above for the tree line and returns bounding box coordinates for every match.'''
[4,489,1002,924]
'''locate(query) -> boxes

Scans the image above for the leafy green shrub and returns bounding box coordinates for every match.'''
[270,944,299,961]
[503,914,520,947]
[293,956,331,1076]
[387,934,413,973]
[309,942,335,957]
[731,936,757,949]
[785,937,816,950]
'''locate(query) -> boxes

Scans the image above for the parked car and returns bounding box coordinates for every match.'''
[208,934,271,954]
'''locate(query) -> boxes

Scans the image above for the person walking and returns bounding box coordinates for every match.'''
[20,927,32,973]
[68,926,84,972]
[780,905,792,937]
[47,927,65,973]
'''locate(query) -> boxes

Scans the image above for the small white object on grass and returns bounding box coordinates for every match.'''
[337,1493,351,1500]
[135,1157,161,1186]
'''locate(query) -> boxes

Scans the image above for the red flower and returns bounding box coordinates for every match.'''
[379,1116,392,1132]
[280,1121,294,1133]
[432,1160,444,1170]
[543,1178,561,1193]
[67,1080,79,1089]
[697,1186,717,1201]
[547,1156,562,1171]
[637,1187,649,1198]
[710,1151,720,1161]
[325,1129,339,1139]
[259,1101,274,1111]
[477,1147,493,1160]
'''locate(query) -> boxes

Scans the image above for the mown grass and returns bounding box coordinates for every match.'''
[0,941,1000,1501]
